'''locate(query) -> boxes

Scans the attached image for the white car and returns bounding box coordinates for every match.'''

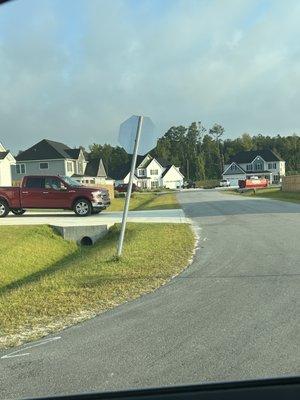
[220,179,231,187]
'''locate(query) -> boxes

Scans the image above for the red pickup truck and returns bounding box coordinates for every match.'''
[0,175,110,217]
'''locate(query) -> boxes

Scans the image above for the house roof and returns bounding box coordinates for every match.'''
[155,157,170,168]
[161,165,172,178]
[16,139,82,161]
[229,149,283,164]
[84,159,107,177]
[0,151,9,160]
[109,155,145,180]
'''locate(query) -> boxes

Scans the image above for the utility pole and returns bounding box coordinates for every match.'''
[117,116,143,257]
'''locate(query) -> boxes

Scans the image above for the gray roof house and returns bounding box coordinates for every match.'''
[12,139,114,188]
[12,139,88,182]
[222,149,285,186]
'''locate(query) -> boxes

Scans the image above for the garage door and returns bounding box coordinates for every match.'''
[229,178,240,187]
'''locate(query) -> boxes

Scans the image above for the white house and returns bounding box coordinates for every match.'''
[113,154,184,189]
[73,158,114,187]
[222,150,285,186]
[0,142,16,186]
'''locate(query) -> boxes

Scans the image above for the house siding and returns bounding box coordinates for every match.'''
[162,165,184,189]
[12,159,67,183]
[0,156,14,186]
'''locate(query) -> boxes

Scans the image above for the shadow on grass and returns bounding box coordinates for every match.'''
[0,225,139,296]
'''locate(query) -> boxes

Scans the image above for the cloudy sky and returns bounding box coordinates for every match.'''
[0,0,300,153]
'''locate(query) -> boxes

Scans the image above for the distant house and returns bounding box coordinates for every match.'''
[73,158,114,187]
[12,140,114,194]
[110,153,184,189]
[0,142,16,186]
[12,139,88,182]
[222,150,285,186]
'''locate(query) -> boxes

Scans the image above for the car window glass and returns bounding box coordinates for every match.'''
[25,177,44,188]
[45,178,62,190]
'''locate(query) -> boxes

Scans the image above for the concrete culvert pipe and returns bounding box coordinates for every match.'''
[80,236,93,246]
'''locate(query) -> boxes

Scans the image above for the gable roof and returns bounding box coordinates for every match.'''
[16,139,83,161]
[84,159,107,177]
[223,162,247,174]
[161,165,184,178]
[229,149,283,164]
[0,151,9,160]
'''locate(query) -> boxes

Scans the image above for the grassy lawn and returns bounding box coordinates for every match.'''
[107,192,180,211]
[0,223,194,348]
[227,187,300,204]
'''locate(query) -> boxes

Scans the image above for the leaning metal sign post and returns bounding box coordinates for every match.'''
[116,115,156,257]
[117,116,144,257]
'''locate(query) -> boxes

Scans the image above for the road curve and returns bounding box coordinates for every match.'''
[1,190,299,399]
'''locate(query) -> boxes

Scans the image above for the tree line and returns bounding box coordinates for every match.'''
[88,122,300,181]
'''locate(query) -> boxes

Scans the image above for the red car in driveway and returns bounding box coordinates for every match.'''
[0,175,110,217]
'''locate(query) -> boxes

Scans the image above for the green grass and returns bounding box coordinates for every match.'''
[107,192,180,211]
[228,187,300,204]
[0,223,194,348]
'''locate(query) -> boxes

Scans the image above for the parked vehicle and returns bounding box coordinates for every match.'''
[238,178,269,189]
[0,175,110,217]
[115,183,140,192]
[183,180,196,189]
[219,179,231,187]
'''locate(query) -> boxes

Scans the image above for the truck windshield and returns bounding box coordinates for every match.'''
[62,176,82,187]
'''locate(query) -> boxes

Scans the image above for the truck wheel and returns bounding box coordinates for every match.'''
[11,208,26,216]
[0,200,9,218]
[73,199,92,217]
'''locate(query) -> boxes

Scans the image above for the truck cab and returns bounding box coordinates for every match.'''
[0,175,110,217]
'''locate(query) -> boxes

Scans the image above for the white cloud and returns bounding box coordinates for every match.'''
[0,0,300,153]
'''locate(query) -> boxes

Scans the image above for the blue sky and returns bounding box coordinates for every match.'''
[0,0,299,153]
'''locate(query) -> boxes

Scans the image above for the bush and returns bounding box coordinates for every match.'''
[195,179,219,188]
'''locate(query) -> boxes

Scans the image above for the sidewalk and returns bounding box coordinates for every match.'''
[1,209,190,227]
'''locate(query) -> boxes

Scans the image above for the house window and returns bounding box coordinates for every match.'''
[16,164,26,174]
[138,169,146,176]
[273,162,277,169]
[255,163,263,171]
[151,181,159,188]
[230,164,237,171]
[39,162,49,170]
[268,163,272,169]
[246,164,252,171]
[25,177,44,188]
[67,162,73,172]
[150,169,159,175]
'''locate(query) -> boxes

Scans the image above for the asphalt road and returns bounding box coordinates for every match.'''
[1,190,299,399]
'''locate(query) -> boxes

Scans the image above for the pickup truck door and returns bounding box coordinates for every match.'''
[21,177,46,208]
[43,177,71,208]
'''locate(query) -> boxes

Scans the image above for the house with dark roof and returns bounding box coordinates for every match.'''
[73,158,114,187]
[110,153,184,189]
[12,139,88,182]
[12,139,115,188]
[222,149,285,186]
[0,142,16,186]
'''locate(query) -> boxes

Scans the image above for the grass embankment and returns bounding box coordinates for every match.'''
[228,187,300,204]
[0,223,194,348]
[107,192,180,211]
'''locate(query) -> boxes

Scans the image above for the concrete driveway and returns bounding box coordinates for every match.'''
[0,190,299,399]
